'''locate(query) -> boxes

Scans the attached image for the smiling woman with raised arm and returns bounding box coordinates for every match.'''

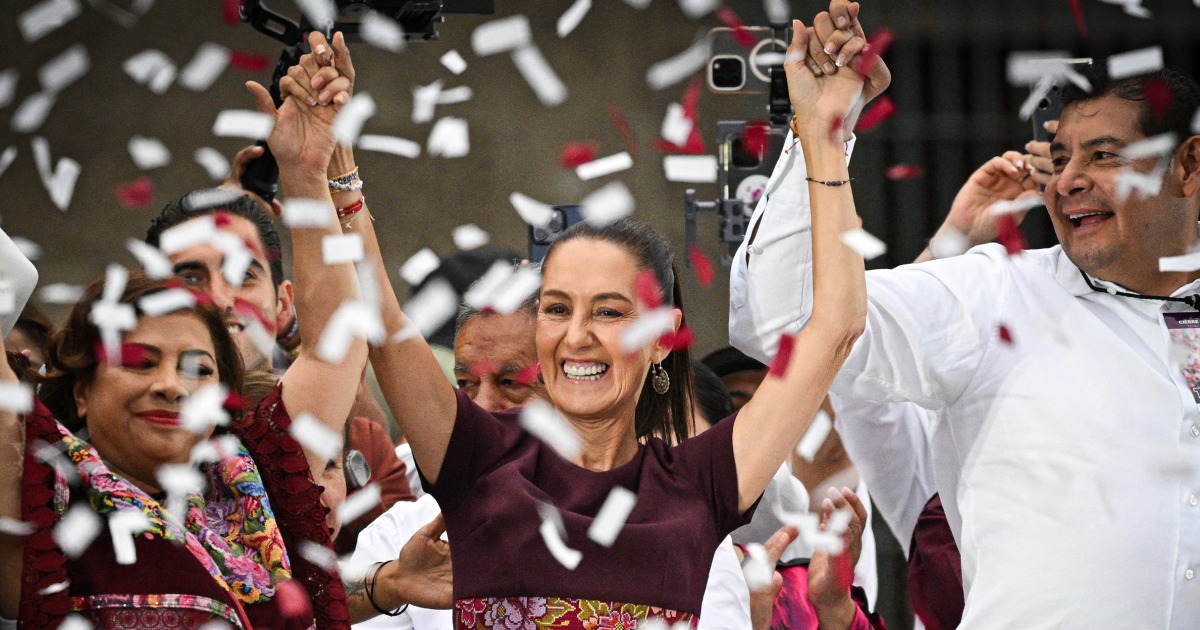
[315,19,867,630]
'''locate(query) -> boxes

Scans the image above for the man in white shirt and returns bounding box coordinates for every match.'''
[730,58,1200,628]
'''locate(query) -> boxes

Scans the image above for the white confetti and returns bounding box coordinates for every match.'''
[660,102,693,146]
[185,187,242,211]
[463,263,541,315]
[11,236,41,261]
[620,307,675,352]
[441,49,468,75]
[929,226,969,259]
[400,248,440,286]
[510,192,555,228]
[472,14,532,56]
[1193,106,1200,134]
[12,92,57,134]
[763,0,790,24]
[557,0,592,37]
[180,383,230,433]
[539,511,583,570]
[322,233,365,265]
[663,155,717,183]
[755,51,786,68]
[179,43,230,92]
[333,92,377,145]
[31,136,80,212]
[128,135,171,170]
[0,69,17,109]
[213,231,252,288]
[212,110,274,140]
[357,134,421,158]
[156,463,204,523]
[1108,46,1163,80]
[159,214,216,254]
[282,198,334,228]
[577,151,633,181]
[436,86,473,105]
[581,181,635,226]
[190,434,243,465]
[839,228,887,260]
[623,0,651,7]
[37,580,70,595]
[400,278,459,339]
[1006,51,1083,86]
[522,400,582,460]
[54,504,102,558]
[741,543,773,591]
[587,486,636,547]
[647,39,709,90]
[0,145,15,180]
[193,147,229,180]
[1159,252,1200,273]
[38,44,90,94]
[108,511,151,565]
[0,381,34,413]
[986,195,1044,216]
[19,0,82,43]
[361,11,406,53]
[39,283,84,304]
[678,0,719,18]
[427,116,469,158]
[1124,133,1177,160]
[294,0,336,29]
[337,482,382,525]
[137,288,196,316]
[453,224,490,250]
[1018,75,1055,122]
[1098,0,1151,19]
[512,45,568,107]
[0,517,34,536]
[58,615,94,630]
[290,413,343,461]
[316,300,385,363]
[123,49,176,94]
[299,539,340,572]
[795,409,833,462]
[1114,167,1164,201]
[91,0,156,28]
[412,79,443,124]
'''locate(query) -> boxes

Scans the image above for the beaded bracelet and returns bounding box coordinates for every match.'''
[805,176,855,187]
[338,197,365,228]
[329,167,363,192]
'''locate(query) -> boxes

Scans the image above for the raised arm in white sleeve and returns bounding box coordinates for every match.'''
[0,228,38,339]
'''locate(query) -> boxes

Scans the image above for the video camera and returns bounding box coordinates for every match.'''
[236,0,494,203]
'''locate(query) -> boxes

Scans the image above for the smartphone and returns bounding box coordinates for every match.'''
[240,140,280,204]
[707,27,789,94]
[528,205,583,263]
[717,121,791,208]
[1032,83,1065,143]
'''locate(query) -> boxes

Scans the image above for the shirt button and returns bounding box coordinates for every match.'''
[1190,495,1198,507]
[1191,425,1200,437]
[747,245,762,255]
[1187,569,1195,580]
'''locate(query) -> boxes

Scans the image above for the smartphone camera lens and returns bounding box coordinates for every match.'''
[710,56,746,91]
[532,210,565,243]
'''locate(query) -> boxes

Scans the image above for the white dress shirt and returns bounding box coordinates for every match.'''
[728,132,1200,627]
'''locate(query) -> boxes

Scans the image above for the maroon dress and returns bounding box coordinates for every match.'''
[424,390,756,629]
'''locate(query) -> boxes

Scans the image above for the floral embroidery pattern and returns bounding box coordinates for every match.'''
[456,597,697,630]
[72,593,244,629]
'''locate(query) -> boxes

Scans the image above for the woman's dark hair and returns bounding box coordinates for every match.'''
[37,271,245,431]
[690,360,734,427]
[13,303,53,355]
[1061,64,1200,146]
[544,218,694,445]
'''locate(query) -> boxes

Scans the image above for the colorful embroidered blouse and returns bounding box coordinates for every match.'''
[423,390,756,625]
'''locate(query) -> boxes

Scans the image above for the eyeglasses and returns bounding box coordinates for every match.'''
[344,449,371,491]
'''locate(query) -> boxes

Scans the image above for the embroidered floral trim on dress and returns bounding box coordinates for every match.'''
[455,597,698,630]
[72,593,245,629]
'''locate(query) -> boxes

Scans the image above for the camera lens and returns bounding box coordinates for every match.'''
[710,56,745,90]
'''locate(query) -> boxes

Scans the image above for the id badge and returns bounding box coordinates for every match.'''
[1163,312,1200,403]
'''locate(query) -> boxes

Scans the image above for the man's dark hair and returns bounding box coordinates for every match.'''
[145,190,285,292]
[1061,64,1200,145]
[691,359,734,426]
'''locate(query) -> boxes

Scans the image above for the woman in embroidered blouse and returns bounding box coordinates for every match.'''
[309,16,874,629]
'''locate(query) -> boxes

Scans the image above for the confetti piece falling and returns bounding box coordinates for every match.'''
[0,517,34,536]
[0,381,34,413]
[38,45,90,94]
[763,0,790,23]
[0,70,16,109]
[512,45,568,107]
[11,92,56,134]
[1144,77,1172,121]
[138,288,196,316]
[608,106,639,156]
[58,615,93,630]
[561,142,597,169]
[539,510,583,569]
[333,93,377,146]
[441,50,467,74]
[361,11,406,53]
[9,236,39,261]
[885,164,924,180]
[453,224,490,250]
[996,214,1026,256]
[660,102,694,146]
[678,0,719,19]
[929,226,969,259]
[40,283,84,304]
[634,270,665,309]
[193,147,229,180]
[357,134,421,158]
[714,6,755,48]
[663,155,717,183]
[316,300,386,362]
[557,0,592,38]
[1067,0,1087,38]
[401,278,459,339]
[1123,133,1176,160]
[840,228,887,260]
[221,0,241,23]
[588,486,637,547]
[400,248,441,286]
[688,246,714,288]
[741,543,773,591]
[181,383,231,433]
[1158,251,1200,273]
[1114,167,1164,201]
[620,308,676,352]
[427,117,470,158]
[281,198,333,228]
[212,110,274,139]
[19,0,82,43]
[576,151,633,181]
[109,511,152,565]
[646,39,709,90]
[436,86,473,105]
[742,122,769,159]
[1097,0,1150,19]
[522,400,583,461]
[294,0,336,30]
[337,482,382,525]
[128,136,171,170]
[275,579,315,619]
[290,414,343,461]
[472,14,532,57]
[795,409,833,462]
[857,95,896,132]
[659,326,695,351]
[581,181,635,225]
[179,43,230,92]
[516,363,541,386]
[768,333,795,378]
[1108,46,1163,80]
[510,191,555,227]
[987,195,1044,216]
[0,145,14,180]
[463,263,542,314]
[412,79,443,124]
[125,50,177,94]
[856,27,894,78]
[998,324,1014,345]
[228,50,272,73]
[115,177,154,208]
[54,504,102,558]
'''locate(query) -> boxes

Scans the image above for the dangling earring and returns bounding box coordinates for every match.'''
[651,362,670,395]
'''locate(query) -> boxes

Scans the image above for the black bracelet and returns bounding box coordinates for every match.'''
[805,177,855,187]
[365,560,410,617]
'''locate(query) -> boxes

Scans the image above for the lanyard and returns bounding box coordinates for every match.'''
[1079,270,1200,310]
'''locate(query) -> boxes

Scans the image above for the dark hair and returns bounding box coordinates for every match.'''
[690,360,734,427]
[13,303,54,358]
[146,190,285,292]
[1061,64,1200,147]
[37,271,245,431]
[454,294,539,338]
[544,218,694,445]
[701,346,766,379]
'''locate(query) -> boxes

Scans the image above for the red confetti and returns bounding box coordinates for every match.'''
[827,116,845,144]
[234,298,276,332]
[659,326,695,351]
[229,51,272,74]
[214,211,232,228]
[274,580,313,619]
[767,333,796,378]
[95,342,147,367]
[1144,77,1173,120]
[855,27,895,78]
[885,164,925,180]
[221,0,241,25]
[688,245,714,288]
[115,177,154,209]
[634,270,664,310]
[742,121,770,160]
[469,360,499,379]
[998,324,1014,345]
[607,106,639,157]
[515,363,541,386]
[834,535,854,590]
[714,6,756,49]
[1067,0,1087,38]
[996,214,1026,256]
[653,79,707,155]
[561,142,598,169]
[224,391,247,410]
[857,96,896,132]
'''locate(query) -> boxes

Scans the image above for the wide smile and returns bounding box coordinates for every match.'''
[561,360,609,382]
[1064,210,1114,230]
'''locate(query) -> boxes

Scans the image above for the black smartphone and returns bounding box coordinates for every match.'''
[707,27,789,94]
[240,140,280,204]
[1032,83,1065,143]
[528,205,583,263]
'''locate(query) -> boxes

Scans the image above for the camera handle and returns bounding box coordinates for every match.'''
[767,23,792,126]
[684,189,748,268]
